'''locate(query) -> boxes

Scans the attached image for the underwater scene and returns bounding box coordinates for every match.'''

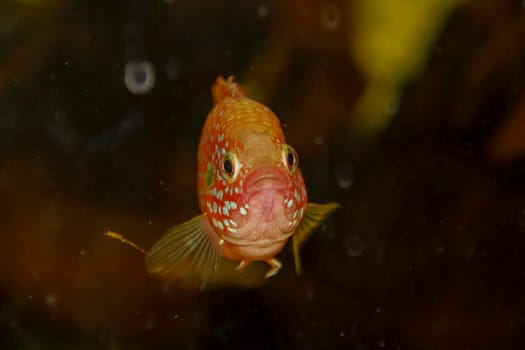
[1,0,524,349]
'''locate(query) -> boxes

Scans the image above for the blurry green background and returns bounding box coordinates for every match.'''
[1,0,525,349]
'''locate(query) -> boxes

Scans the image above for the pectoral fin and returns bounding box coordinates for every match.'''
[145,214,223,290]
[292,202,339,275]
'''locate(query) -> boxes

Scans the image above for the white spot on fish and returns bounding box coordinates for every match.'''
[223,219,230,227]
[217,191,223,200]
[229,219,237,227]
[225,141,229,148]
[227,227,237,233]
[294,189,300,202]
[230,202,237,210]
[216,220,224,230]
[218,206,222,215]
[240,207,247,216]
[212,202,217,214]
[234,187,239,194]
[207,202,212,212]
[221,147,226,155]
[223,206,229,216]
[292,210,298,219]
[287,199,294,208]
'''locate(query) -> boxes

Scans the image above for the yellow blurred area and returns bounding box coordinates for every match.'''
[349,0,467,134]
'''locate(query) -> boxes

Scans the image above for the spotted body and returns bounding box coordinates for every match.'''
[145,76,338,287]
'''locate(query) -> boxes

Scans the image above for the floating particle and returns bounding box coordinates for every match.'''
[164,57,181,80]
[258,4,269,18]
[320,3,341,30]
[334,162,354,189]
[313,137,324,145]
[385,95,400,116]
[45,294,57,307]
[344,236,365,257]
[144,316,156,331]
[124,60,156,95]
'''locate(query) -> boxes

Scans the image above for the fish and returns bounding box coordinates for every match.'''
[106,76,338,288]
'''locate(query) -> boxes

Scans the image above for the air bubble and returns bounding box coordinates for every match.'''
[258,4,269,18]
[124,60,156,95]
[164,57,181,80]
[334,162,354,189]
[344,236,365,257]
[385,96,400,116]
[45,294,57,307]
[313,137,324,145]
[320,3,341,30]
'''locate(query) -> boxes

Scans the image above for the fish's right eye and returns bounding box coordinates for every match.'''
[220,152,238,182]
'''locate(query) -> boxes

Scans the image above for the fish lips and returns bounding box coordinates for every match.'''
[242,167,289,201]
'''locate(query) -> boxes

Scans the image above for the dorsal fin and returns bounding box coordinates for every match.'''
[212,75,247,105]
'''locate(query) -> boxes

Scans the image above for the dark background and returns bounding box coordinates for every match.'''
[1,0,524,349]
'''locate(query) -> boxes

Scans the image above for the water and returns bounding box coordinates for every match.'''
[0,1,524,349]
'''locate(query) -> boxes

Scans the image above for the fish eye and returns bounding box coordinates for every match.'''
[223,159,233,174]
[282,144,298,173]
[220,152,238,181]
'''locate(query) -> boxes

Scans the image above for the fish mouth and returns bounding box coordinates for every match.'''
[243,167,289,199]
[219,231,294,247]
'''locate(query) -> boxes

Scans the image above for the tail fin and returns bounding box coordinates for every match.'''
[211,75,247,105]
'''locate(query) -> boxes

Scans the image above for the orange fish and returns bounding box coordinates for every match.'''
[107,76,338,287]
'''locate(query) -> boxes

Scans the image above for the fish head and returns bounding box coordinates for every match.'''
[201,102,307,249]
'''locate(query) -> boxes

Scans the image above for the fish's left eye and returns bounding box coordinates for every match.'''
[282,144,298,173]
